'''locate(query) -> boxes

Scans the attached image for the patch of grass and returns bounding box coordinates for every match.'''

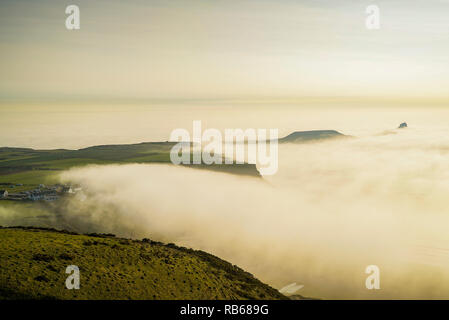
[0,170,58,188]
[0,201,56,229]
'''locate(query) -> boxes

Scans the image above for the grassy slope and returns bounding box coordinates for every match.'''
[0,227,286,300]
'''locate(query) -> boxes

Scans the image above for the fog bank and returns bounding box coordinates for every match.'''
[48,126,449,299]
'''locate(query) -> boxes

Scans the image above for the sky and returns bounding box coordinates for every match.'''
[0,0,449,103]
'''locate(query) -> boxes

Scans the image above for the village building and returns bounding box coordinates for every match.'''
[44,194,59,201]
[0,190,8,199]
[28,193,43,201]
[0,183,77,202]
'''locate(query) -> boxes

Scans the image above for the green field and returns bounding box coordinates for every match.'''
[0,227,286,300]
[0,201,58,228]
[0,142,260,193]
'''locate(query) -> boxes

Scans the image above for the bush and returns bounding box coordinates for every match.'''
[32,253,54,262]
[58,253,74,261]
[34,275,49,282]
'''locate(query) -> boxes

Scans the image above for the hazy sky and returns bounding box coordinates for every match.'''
[0,0,448,102]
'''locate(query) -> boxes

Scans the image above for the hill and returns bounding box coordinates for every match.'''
[279,130,347,143]
[0,227,286,300]
[0,129,350,192]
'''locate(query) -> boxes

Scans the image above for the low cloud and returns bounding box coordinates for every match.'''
[4,126,449,299]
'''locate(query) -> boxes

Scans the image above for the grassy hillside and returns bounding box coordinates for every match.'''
[0,227,286,300]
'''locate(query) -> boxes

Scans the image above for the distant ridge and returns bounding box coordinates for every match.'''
[0,141,262,178]
[279,130,347,143]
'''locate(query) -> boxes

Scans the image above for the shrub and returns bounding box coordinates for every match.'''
[59,253,74,261]
[34,275,49,282]
[32,253,54,262]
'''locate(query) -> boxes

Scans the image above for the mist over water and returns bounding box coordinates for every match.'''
[2,103,448,149]
[2,105,449,298]
[46,125,449,299]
